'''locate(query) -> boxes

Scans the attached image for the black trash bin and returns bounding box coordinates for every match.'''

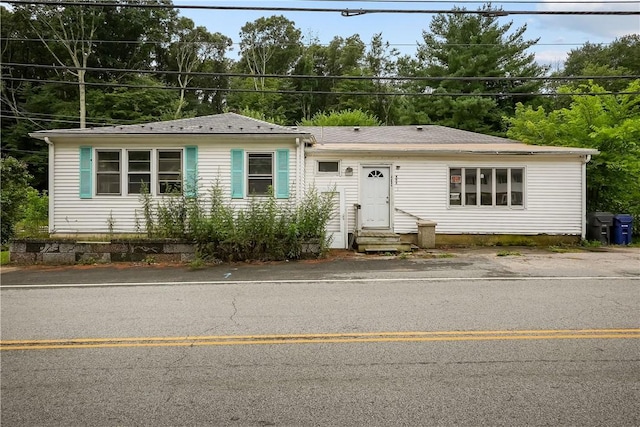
[612,214,633,245]
[587,212,614,244]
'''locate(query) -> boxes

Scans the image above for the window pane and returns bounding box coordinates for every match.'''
[159,181,182,194]
[248,178,272,195]
[465,168,477,206]
[128,174,151,194]
[449,168,462,206]
[318,161,339,173]
[128,151,150,172]
[97,174,120,194]
[496,169,508,206]
[97,151,120,172]
[248,153,273,175]
[159,151,181,172]
[511,169,523,206]
[481,168,493,206]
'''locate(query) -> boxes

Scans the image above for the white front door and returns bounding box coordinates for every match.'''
[361,166,390,228]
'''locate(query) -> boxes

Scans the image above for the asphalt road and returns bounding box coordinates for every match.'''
[2,248,639,426]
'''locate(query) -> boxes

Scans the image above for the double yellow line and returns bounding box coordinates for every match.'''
[2,328,639,351]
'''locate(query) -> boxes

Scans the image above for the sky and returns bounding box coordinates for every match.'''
[174,0,640,69]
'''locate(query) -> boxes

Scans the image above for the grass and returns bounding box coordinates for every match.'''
[496,250,522,257]
[0,251,9,265]
[436,252,456,258]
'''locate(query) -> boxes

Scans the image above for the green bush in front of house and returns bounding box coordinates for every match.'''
[139,183,335,261]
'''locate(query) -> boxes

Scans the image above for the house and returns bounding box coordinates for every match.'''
[30,113,598,250]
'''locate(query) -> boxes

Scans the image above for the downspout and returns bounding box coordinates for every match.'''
[44,137,54,234]
[296,137,303,200]
[581,154,592,239]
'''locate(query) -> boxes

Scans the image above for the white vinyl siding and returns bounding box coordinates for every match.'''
[305,153,585,236]
[51,137,298,234]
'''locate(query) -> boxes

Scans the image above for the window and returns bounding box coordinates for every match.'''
[89,148,189,197]
[449,167,524,207]
[247,153,273,195]
[318,161,339,174]
[128,150,151,194]
[96,150,121,195]
[158,150,182,194]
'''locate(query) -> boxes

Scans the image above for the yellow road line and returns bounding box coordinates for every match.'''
[1,329,639,351]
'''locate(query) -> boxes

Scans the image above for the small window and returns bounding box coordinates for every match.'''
[248,153,273,195]
[318,161,339,174]
[158,150,182,194]
[96,150,121,195]
[128,150,151,194]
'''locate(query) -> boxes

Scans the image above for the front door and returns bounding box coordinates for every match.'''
[361,166,390,228]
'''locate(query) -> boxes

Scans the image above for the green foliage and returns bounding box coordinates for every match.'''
[299,109,382,126]
[506,80,640,235]
[562,35,640,91]
[138,183,335,261]
[1,157,32,243]
[16,187,48,238]
[0,251,9,265]
[411,4,544,132]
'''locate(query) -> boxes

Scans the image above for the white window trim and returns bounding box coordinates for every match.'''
[316,160,341,176]
[447,166,526,209]
[95,149,122,196]
[93,148,184,197]
[246,151,275,197]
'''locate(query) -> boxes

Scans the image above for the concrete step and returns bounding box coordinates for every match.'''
[357,243,413,253]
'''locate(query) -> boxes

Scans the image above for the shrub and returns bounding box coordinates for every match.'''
[138,182,335,261]
[1,157,33,243]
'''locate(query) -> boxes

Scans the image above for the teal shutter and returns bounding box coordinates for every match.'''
[275,149,290,199]
[79,146,92,199]
[184,146,198,198]
[230,149,244,199]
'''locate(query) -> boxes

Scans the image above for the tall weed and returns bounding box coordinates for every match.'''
[138,182,334,261]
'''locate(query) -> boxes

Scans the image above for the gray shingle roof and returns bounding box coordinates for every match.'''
[297,125,598,156]
[296,125,521,145]
[30,113,308,137]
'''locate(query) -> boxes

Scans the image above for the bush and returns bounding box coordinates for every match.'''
[17,188,49,237]
[1,157,32,243]
[138,183,335,261]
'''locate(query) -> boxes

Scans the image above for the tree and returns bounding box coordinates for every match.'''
[228,15,303,122]
[560,35,640,91]
[412,4,545,132]
[164,17,232,118]
[12,3,104,129]
[1,157,32,243]
[299,109,381,126]
[237,15,302,91]
[506,80,640,235]
[292,35,366,120]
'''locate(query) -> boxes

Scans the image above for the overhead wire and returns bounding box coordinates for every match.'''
[3,62,639,82]
[0,37,609,48]
[3,76,639,97]
[5,0,640,15]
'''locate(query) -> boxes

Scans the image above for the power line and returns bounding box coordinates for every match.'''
[301,0,639,3]
[6,0,640,16]
[4,76,639,97]
[0,37,621,48]
[0,110,142,124]
[4,62,639,82]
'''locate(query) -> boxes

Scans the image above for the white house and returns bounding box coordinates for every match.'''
[30,113,598,249]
